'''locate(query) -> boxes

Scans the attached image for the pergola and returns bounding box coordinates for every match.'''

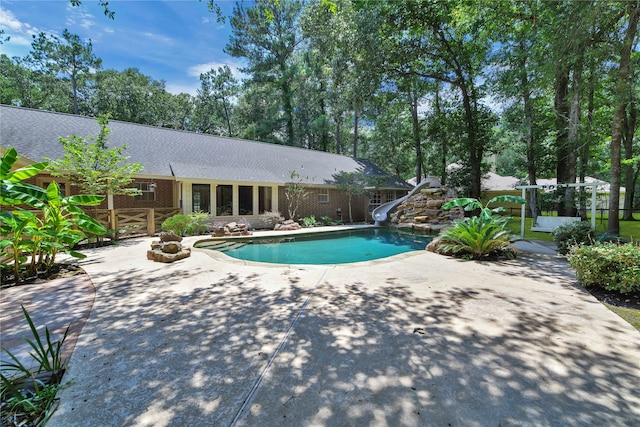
[515,181,608,238]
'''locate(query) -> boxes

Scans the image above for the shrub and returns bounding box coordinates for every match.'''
[436,195,524,260]
[301,215,318,228]
[436,215,516,260]
[320,215,334,226]
[567,242,640,294]
[188,212,211,235]
[259,210,284,228]
[161,214,191,236]
[552,221,594,255]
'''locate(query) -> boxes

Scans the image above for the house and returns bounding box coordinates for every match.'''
[1,105,411,226]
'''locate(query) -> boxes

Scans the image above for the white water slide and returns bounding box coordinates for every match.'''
[372,177,441,226]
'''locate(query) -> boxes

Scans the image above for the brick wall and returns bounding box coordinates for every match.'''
[278,186,367,222]
[24,174,176,209]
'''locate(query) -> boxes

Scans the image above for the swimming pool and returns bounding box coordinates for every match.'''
[195,228,433,264]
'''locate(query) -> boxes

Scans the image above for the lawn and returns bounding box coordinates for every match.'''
[506,215,640,242]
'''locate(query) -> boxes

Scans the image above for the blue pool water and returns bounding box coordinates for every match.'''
[197,228,433,264]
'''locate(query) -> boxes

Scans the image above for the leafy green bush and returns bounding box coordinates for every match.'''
[187,212,210,235]
[567,242,640,294]
[1,306,69,426]
[436,195,524,260]
[301,215,318,228]
[320,215,334,226]
[161,214,191,236]
[552,221,594,255]
[436,216,516,260]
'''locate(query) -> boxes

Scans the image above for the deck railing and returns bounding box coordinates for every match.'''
[85,207,182,240]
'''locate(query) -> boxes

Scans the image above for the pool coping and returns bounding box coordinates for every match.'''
[189,224,434,268]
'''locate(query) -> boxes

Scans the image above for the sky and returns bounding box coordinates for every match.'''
[0,0,247,95]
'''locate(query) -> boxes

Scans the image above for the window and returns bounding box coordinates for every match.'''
[317,189,329,204]
[39,179,68,197]
[134,182,156,201]
[216,184,233,216]
[239,185,253,215]
[259,186,272,213]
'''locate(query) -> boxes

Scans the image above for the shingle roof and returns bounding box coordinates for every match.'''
[1,105,410,189]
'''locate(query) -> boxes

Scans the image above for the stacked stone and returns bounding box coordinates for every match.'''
[211,221,253,237]
[390,187,464,233]
[274,219,302,231]
[147,232,191,263]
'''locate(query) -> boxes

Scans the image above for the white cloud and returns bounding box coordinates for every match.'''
[187,60,246,80]
[0,6,39,44]
[165,82,199,96]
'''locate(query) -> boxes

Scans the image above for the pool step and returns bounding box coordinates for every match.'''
[198,241,247,252]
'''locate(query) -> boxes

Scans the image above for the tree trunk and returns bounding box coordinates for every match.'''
[434,82,447,185]
[335,113,342,155]
[608,5,639,235]
[460,82,481,199]
[353,110,359,158]
[409,90,423,184]
[579,58,596,218]
[622,74,638,220]
[565,51,584,217]
[554,65,572,216]
[519,39,538,219]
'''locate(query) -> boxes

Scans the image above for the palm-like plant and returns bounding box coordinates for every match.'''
[436,195,525,259]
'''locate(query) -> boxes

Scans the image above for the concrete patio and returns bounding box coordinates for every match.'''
[3,229,639,426]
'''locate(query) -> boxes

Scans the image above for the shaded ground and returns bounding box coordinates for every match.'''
[2,237,640,426]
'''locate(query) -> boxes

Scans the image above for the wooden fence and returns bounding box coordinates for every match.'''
[86,207,182,240]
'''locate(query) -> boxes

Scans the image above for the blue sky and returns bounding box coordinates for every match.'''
[0,0,247,95]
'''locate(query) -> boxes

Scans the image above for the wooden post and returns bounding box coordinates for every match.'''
[110,209,117,241]
[147,208,155,236]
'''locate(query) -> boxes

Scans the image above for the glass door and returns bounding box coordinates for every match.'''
[192,184,211,213]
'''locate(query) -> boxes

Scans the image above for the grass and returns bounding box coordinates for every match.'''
[505,215,640,242]
[606,305,640,331]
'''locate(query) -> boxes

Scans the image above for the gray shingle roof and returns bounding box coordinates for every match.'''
[1,105,410,189]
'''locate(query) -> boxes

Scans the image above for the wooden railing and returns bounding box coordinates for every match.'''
[86,207,181,240]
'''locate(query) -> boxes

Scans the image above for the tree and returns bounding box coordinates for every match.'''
[284,170,309,220]
[608,3,640,235]
[335,170,376,223]
[29,30,102,114]
[47,115,143,210]
[194,65,238,136]
[226,0,304,146]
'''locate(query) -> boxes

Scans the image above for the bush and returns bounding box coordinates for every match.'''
[301,215,318,228]
[567,242,640,294]
[259,210,284,228]
[320,215,334,226]
[435,215,516,260]
[552,221,594,255]
[161,214,191,236]
[187,212,211,235]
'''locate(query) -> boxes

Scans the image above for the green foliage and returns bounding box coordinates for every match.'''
[48,115,143,199]
[320,215,336,226]
[567,242,640,294]
[1,149,106,282]
[442,194,526,221]
[1,305,69,426]
[187,212,211,235]
[1,148,49,207]
[161,214,191,236]
[436,215,516,260]
[301,215,318,228]
[552,221,594,255]
[436,194,524,259]
[284,170,309,220]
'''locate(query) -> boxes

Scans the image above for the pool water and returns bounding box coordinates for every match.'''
[197,228,433,264]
